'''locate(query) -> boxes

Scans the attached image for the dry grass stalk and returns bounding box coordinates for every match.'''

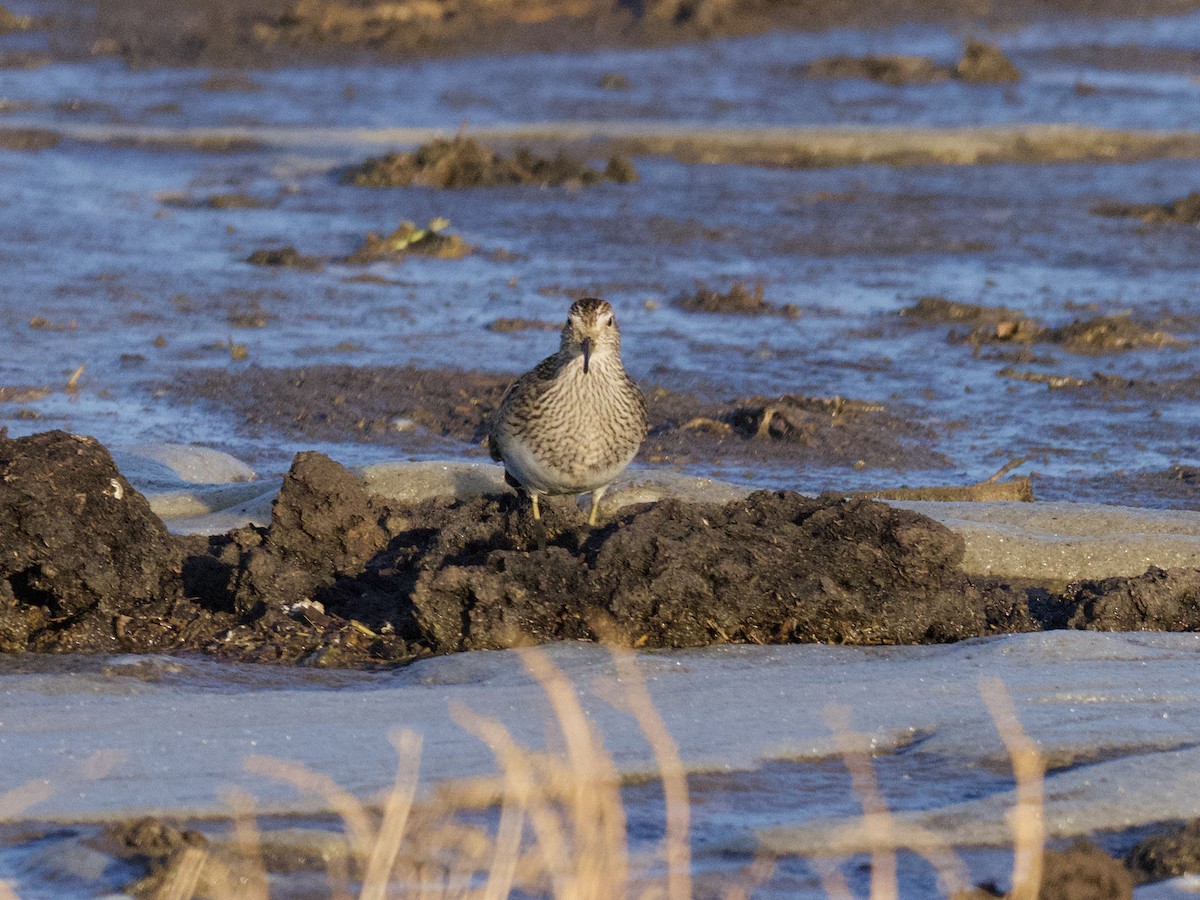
[823,704,897,900]
[607,649,692,900]
[980,677,1045,900]
[156,846,208,900]
[361,730,423,900]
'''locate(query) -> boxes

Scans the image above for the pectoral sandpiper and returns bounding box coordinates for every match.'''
[490,297,647,527]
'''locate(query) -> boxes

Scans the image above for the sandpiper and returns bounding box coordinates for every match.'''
[490,297,647,526]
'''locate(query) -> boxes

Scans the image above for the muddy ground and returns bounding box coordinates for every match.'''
[16,0,1195,67]
[170,362,948,473]
[4,429,1200,670]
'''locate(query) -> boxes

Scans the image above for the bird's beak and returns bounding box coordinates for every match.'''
[581,337,591,375]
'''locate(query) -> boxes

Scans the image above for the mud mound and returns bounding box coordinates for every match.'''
[408,490,979,652]
[902,299,1185,354]
[341,137,638,189]
[1063,566,1200,631]
[0,431,180,648]
[674,282,800,317]
[955,39,1020,83]
[804,41,1018,85]
[1093,192,1200,225]
[1128,819,1200,882]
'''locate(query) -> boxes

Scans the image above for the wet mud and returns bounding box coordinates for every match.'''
[340,137,637,189]
[245,246,324,270]
[968,841,1134,898]
[170,363,947,472]
[674,282,801,318]
[1093,192,1200,226]
[73,0,1200,67]
[3,429,1200,669]
[803,39,1019,85]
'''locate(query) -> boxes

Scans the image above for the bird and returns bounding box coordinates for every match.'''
[490,297,647,527]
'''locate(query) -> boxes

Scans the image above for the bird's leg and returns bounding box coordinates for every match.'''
[529,492,546,551]
[587,486,607,527]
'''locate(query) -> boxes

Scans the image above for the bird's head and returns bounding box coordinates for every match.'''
[560,297,621,375]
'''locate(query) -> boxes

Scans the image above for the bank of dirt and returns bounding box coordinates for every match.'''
[4,430,1200,668]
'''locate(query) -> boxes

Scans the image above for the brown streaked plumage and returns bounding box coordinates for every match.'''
[490,297,647,526]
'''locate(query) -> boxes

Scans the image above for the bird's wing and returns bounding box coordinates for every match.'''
[488,354,561,461]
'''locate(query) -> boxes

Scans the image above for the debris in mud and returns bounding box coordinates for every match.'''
[598,72,630,90]
[727,395,885,441]
[804,40,1019,85]
[955,38,1021,83]
[245,245,323,270]
[0,5,32,33]
[903,298,1187,354]
[345,218,473,264]
[997,368,1091,390]
[340,136,638,189]
[673,282,800,318]
[855,458,1034,502]
[1128,818,1200,882]
[0,127,60,150]
[487,317,559,333]
[0,385,50,403]
[1092,191,1200,225]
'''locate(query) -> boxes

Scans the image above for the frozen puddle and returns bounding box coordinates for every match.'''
[1,631,1193,825]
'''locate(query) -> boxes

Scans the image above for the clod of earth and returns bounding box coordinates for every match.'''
[1128,819,1200,883]
[964,841,1132,899]
[803,40,1019,85]
[345,218,473,264]
[673,282,800,317]
[4,430,1200,668]
[339,136,638,189]
[1092,191,1200,225]
[245,245,323,270]
[0,128,60,150]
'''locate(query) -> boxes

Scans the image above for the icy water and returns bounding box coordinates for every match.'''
[3,6,1200,896]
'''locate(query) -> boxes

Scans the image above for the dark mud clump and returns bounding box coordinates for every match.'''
[345,219,473,264]
[100,817,210,898]
[900,298,1186,354]
[246,245,323,270]
[1092,192,1200,225]
[969,841,1132,899]
[0,431,181,650]
[171,364,948,472]
[1128,819,1200,883]
[340,136,638,189]
[8,429,1200,667]
[674,282,800,318]
[804,40,1018,85]
[1062,566,1200,632]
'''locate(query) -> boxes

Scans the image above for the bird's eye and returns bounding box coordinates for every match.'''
[606,316,614,327]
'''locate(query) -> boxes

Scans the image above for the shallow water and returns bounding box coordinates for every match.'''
[0,634,1199,895]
